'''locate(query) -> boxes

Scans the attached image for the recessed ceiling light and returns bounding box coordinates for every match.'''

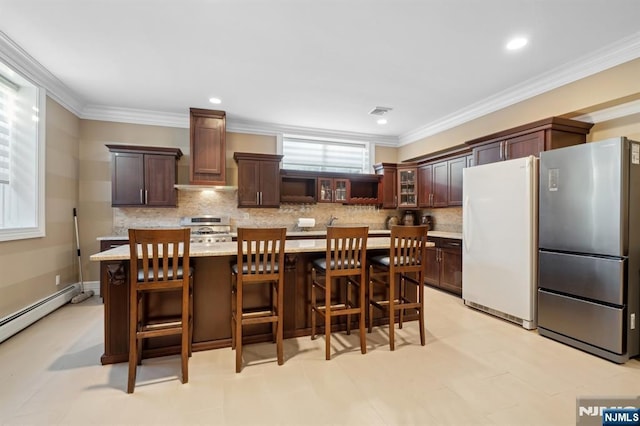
[506,37,528,51]
[209,97,222,104]
[377,118,388,125]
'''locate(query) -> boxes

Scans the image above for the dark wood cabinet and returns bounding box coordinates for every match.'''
[347,175,381,204]
[397,165,418,208]
[424,245,440,283]
[473,141,503,165]
[432,161,448,207]
[280,169,381,205]
[504,131,545,160]
[234,152,282,208]
[107,145,182,207]
[424,237,462,296]
[373,163,398,208]
[418,163,433,208]
[447,156,466,206]
[280,170,316,203]
[190,108,226,185]
[318,177,349,203]
[468,117,593,166]
[418,157,464,208]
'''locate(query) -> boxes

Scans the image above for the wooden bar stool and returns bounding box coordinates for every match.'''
[127,228,192,393]
[368,225,428,350]
[231,227,287,373]
[311,226,368,360]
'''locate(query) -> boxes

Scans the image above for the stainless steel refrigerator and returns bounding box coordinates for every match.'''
[538,137,640,363]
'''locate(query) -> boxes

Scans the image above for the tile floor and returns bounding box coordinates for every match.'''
[1,287,639,425]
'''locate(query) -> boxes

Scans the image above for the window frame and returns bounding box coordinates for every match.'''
[277,133,375,174]
[0,60,46,242]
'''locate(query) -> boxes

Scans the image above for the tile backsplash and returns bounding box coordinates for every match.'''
[112,189,462,235]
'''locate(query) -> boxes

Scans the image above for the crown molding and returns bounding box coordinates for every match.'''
[80,105,399,145]
[398,31,640,146]
[80,105,189,128]
[573,99,640,123]
[227,117,399,146]
[0,31,85,116]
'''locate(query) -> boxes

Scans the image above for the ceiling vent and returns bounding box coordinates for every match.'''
[368,106,393,116]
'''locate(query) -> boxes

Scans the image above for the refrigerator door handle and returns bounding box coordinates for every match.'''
[463,195,470,253]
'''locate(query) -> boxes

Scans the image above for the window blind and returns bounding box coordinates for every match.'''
[0,76,15,185]
[282,136,369,174]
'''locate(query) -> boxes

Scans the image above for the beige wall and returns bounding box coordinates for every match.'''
[590,113,640,142]
[0,98,80,317]
[399,58,640,160]
[374,145,398,164]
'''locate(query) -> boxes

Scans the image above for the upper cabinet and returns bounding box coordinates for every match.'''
[397,165,418,208]
[318,177,349,203]
[190,108,226,185]
[234,152,283,208]
[417,155,466,208]
[467,117,593,166]
[447,156,466,206]
[106,144,182,207]
[373,163,398,208]
[417,163,433,208]
[280,169,381,205]
[377,145,473,210]
[280,170,316,203]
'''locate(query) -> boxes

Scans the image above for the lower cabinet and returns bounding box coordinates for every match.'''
[424,238,462,296]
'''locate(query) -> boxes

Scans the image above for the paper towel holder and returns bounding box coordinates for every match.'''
[296,217,316,231]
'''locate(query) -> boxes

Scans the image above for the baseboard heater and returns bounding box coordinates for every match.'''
[464,300,536,330]
[0,283,80,344]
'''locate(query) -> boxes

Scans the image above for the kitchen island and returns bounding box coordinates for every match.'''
[91,237,434,365]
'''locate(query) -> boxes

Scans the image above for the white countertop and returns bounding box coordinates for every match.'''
[90,237,436,262]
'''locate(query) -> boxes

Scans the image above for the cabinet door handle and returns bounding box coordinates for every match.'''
[499,141,504,160]
[144,190,148,204]
[259,191,263,205]
[256,192,260,205]
[504,141,509,160]
[139,189,144,204]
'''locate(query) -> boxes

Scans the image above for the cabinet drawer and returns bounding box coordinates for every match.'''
[538,289,624,355]
[439,239,462,249]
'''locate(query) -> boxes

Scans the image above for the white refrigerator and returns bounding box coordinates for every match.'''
[462,155,538,330]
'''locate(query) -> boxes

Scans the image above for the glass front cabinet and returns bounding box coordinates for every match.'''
[397,166,417,208]
[318,178,350,203]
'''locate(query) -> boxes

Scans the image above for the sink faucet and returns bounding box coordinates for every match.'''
[328,215,338,226]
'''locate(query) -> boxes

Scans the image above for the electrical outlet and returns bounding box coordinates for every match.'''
[55,274,60,286]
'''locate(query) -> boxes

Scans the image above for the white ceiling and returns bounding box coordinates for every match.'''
[0,0,639,145]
